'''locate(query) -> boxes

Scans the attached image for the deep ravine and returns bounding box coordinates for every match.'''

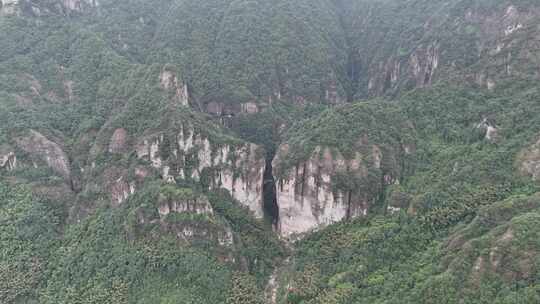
[263,152,280,229]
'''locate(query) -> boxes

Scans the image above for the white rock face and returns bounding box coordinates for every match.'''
[505,23,523,36]
[135,126,265,218]
[241,102,259,114]
[0,151,17,171]
[158,194,213,217]
[502,5,525,36]
[486,79,496,90]
[409,42,439,87]
[273,145,393,238]
[0,0,19,15]
[15,130,71,181]
[211,143,265,218]
[110,176,135,206]
[387,206,401,214]
[159,68,189,106]
[485,125,498,141]
[476,118,499,142]
[108,128,128,154]
[62,0,98,12]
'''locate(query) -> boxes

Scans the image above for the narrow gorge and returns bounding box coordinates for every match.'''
[263,152,280,229]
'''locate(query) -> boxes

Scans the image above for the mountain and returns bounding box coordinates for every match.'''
[1,1,539,303]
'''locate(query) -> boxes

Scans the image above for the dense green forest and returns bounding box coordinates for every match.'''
[1,0,540,303]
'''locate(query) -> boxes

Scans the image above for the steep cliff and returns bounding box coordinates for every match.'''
[14,129,71,181]
[62,103,267,220]
[159,67,190,108]
[338,0,540,96]
[131,126,265,217]
[272,102,415,237]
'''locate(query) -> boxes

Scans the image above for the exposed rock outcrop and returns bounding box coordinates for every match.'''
[206,101,262,117]
[240,102,259,114]
[108,128,128,154]
[0,0,19,15]
[109,175,136,206]
[476,118,499,142]
[160,68,189,107]
[155,189,234,247]
[367,42,440,96]
[409,42,440,88]
[134,126,265,217]
[15,130,71,181]
[360,3,540,97]
[0,149,17,171]
[158,192,213,218]
[62,0,98,12]
[273,142,408,238]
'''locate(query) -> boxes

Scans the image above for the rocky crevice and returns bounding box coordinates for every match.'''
[263,152,279,229]
[332,0,362,102]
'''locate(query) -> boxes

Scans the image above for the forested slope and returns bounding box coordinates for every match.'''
[1,1,540,303]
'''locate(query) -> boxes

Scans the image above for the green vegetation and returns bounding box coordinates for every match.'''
[1,0,540,303]
[400,83,540,228]
[277,100,415,164]
[0,179,283,303]
[0,183,60,303]
[283,194,540,304]
[277,81,540,303]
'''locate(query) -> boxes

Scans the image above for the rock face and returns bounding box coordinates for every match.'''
[15,130,71,181]
[62,0,98,12]
[109,174,136,206]
[108,128,128,154]
[158,192,213,218]
[361,4,540,96]
[0,147,17,171]
[134,126,265,217]
[476,118,499,142]
[0,0,19,15]
[273,146,353,237]
[159,68,189,107]
[518,135,540,181]
[206,101,261,117]
[409,42,440,88]
[155,189,234,247]
[0,152,17,171]
[240,102,259,114]
[273,143,406,237]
